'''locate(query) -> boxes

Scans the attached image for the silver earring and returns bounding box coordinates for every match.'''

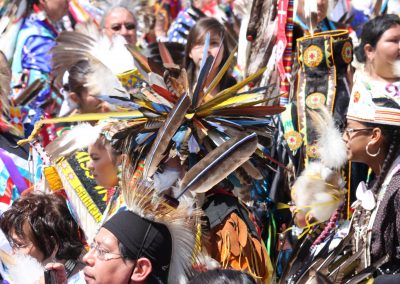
[366,141,380,157]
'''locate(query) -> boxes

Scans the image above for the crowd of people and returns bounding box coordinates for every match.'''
[1,0,400,283]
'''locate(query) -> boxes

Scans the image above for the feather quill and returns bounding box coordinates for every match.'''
[200,32,211,72]
[142,93,191,179]
[192,55,214,108]
[304,0,318,36]
[176,132,258,198]
[204,46,237,96]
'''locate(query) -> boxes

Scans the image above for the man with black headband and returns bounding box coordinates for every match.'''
[44,210,173,284]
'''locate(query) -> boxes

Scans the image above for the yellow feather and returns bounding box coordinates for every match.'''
[203,46,238,98]
[196,94,265,117]
[196,67,267,112]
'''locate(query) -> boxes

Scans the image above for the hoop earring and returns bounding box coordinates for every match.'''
[366,142,380,157]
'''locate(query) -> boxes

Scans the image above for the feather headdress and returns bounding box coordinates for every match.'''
[51,22,138,110]
[291,106,347,225]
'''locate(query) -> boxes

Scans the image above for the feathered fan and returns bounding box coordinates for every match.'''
[51,22,137,110]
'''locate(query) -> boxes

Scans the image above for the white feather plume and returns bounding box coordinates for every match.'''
[45,123,102,162]
[0,252,44,284]
[291,107,347,225]
[309,107,347,169]
[51,22,135,104]
[292,162,345,224]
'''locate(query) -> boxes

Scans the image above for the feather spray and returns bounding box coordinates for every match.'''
[142,93,191,179]
[120,173,203,284]
[291,106,346,225]
[304,0,318,36]
[177,133,258,198]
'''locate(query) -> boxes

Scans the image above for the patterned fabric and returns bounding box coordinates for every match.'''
[11,11,57,107]
[164,7,199,44]
[371,171,400,265]
[347,71,400,127]
[295,29,352,162]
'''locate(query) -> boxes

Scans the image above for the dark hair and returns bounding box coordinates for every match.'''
[189,269,257,284]
[355,14,400,62]
[118,242,165,284]
[363,98,400,193]
[67,60,91,97]
[0,192,84,261]
[184,17,235,92]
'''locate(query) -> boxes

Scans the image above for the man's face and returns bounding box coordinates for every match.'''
[83,228,135,284]
[103,7,137,45]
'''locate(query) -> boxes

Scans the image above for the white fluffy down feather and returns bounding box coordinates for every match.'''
[309,107,348,169]
[291,107,347,225]
[292,162,345,224]
[3,253,44,284]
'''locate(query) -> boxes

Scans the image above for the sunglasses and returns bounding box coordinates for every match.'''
[108,22,136,32]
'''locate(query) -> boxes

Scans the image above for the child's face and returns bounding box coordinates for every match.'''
[88,142,119,188]
[189,33,224,74]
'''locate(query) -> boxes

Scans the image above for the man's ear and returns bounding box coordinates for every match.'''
[131,257,152,282]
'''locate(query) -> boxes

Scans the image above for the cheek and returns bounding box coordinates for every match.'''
[378,43,399,61]
[92,262,132,284]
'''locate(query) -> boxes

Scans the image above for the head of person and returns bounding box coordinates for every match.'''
[88,133,122,188]
[0,193,84,264]
[83,210,172,284]
[355,14,400,81]
[102,6,137,46]
[343,89,400,192]
[189,269,256,284]
[28,0,69,22]
[67,60,106,114]
[184,17,231,90]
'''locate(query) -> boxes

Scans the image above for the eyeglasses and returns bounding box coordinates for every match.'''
[10,240,29,250]
[89,242,124,261]
[107,22,136,32]
[344,128,374,135]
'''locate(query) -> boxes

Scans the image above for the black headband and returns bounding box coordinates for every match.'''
[102,211,172,279]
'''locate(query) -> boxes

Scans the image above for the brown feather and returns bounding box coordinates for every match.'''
[177,133,258,197]
[142,93,191,179]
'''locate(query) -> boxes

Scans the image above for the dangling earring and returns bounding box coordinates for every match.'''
[366,141,380,157]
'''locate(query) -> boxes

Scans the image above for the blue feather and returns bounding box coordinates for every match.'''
[199,32,210,71]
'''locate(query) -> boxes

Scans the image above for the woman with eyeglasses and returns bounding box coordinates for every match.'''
[0,192,85,279]
[102,6,137,46]
[340,84,400,279]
